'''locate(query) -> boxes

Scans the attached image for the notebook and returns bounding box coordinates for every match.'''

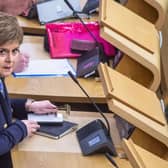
[36,121,78,139]
[28,113,63,125]
[36,0,81,24]
[13,59,76,78]
[76,47,100,78]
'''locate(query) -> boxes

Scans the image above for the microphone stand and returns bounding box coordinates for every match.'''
[68,71,119,167]
[68,71,111,138]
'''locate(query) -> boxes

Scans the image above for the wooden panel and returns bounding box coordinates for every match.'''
[100,0,158,53]
[115,54,153,88]
[17,16,45,35]
[125,0,168,30]
[161,14,168,100]
[122,139,146,168]
[107,99,168,147]
[125,0,158,23]
[98,63,166,126]
[123,139,168,168]
[99,1,161,91]
[122,129,168,168]
[131,129,168,157]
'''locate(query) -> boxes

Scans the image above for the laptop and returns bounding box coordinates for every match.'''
[82,0,99,14]
[36,0,81,25]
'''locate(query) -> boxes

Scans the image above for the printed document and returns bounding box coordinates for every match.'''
[13,59,76,77]
[28,113,63,123]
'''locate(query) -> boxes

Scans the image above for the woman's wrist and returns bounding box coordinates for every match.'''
[25,99,35,112]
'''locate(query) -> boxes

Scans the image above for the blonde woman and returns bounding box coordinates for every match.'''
[0,12,57,167]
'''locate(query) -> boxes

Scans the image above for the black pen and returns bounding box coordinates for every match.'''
[105,152,119,168]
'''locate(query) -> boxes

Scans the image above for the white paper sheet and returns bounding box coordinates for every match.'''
[28,113,63,123]
[13,59,76,77]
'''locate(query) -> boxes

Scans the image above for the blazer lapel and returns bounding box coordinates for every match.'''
[0,78,11,125]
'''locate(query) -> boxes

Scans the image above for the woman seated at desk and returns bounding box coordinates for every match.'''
[0,12,58,168]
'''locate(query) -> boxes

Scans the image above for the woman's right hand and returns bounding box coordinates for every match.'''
[22,120,40,137]
[13,53,30,73]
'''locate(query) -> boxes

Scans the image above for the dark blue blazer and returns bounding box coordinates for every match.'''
[0,79,28,167]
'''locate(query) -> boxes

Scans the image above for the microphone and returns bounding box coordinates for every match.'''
[64,0,107,78]
[68,70,118,162]
[68,71,111,137]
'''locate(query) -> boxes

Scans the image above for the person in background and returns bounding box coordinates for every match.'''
[0,12,58,168]
[0,0,37,16]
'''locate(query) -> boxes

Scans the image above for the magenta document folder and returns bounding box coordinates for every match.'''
[46,22,116,59]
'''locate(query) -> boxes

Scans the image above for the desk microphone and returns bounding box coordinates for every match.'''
[68,71,117,158]
[64,0,107,78]
[68,71,110,135]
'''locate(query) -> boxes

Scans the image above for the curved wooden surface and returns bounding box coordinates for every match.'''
[98,63,166,126]
[99,0,161,91]
[122,129,168,168]
[125,0,168,30]
[145,0,168,29]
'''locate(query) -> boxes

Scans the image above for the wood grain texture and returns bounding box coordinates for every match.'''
[99,0,161,91]
[6,36,105,103]
[12,111,132,168]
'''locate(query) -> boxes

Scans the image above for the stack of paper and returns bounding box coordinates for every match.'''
[28,113,63,124]
[13,59,76,77]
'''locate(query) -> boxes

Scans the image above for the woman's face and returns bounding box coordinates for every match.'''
[0,41,20,77]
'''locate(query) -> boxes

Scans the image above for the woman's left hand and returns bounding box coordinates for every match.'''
[29,100,58,114]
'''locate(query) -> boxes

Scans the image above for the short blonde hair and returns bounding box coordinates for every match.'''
[0,12,23,45]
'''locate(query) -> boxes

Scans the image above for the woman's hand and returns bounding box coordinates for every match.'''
[13,53,29,73]
[22,120,40,137]
[28,100,58,114]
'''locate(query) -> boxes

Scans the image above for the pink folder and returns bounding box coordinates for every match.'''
[46,22,116,59]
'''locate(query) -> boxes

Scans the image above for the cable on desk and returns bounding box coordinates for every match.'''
[105,152,119,168]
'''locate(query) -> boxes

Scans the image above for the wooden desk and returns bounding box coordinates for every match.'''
[17,15,99,35]
[17,16,45,35]
[17,0,98,35]
[12,111,132,168]
[6,35,105,103]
